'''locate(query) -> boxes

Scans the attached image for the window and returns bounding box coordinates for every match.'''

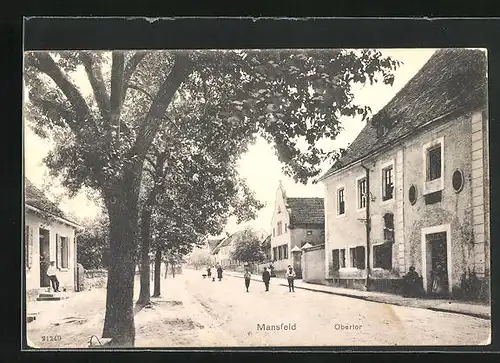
[340,249,346,268]
[273,247,278,261]
[306,230,313,236]
[383,213,394,243]
[56,235,69,269]
[350,246,365,269]
[452,169,464,193]
[337,187,345,215]
[427,145,442,181]
[283,245,288,259]
[278,246,282,260]
[358,178,367,209]
[273,228,275,237]
[61,237,69,268]
[373,243,392,270]
[409,184,417,205]
[332,249,340,271]
[285,223,288,233]
[278,205,281,214]
[382,165,394,201]
[277,221,282,236]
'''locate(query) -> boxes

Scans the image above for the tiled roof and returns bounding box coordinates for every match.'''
[261,235,271,247]
[24,178,79,226]
[321,48,487,179]
[208,238,223,253]
[286,197,325,226]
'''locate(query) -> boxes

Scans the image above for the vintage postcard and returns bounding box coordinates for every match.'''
[23,40,491,349]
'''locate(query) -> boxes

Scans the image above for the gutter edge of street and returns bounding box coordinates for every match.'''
[225,272,491,321]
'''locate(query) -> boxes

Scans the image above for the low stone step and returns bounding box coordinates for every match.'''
[36,294,69,301]
[27,312,38,323]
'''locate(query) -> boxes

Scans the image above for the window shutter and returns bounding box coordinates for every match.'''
[356,246,366,270]
[332,250,340,271]
[28,227,33,268]
[24,226,29,269]
[56,234,62,268]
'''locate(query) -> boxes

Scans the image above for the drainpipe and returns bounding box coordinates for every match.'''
[361,163,371,290]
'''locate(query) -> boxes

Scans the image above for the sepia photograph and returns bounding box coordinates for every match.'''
[23,43,491,349]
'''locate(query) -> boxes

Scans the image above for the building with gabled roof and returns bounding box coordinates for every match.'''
[270,183,325,278]
[24,178,84,299]
[319,49,489,299]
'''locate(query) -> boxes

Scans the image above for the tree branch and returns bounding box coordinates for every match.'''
[127,82,155,102]
[25,52,93,133]
[132,52,194,162]
[122,51,148,104]
[80,52,111,119]
[29,92,75,127]
[110,51,125,122]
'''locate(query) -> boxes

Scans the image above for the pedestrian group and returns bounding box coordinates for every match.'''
[208,263,297,293]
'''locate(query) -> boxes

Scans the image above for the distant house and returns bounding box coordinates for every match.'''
[212,234,236,268]
[260,235,272,262]
[24,178,83,299]
[212,229,268,269]
[319,49,489,298]
[270,184,325,278]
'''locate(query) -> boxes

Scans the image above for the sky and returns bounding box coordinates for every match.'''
[24,48,436,233]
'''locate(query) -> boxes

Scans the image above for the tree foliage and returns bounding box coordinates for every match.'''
[77,213,110,269]
[24,48,401,345]
[230,228,265,264]
[187,248,214,270]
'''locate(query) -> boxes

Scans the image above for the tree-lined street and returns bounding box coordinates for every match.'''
[28,270,490,348]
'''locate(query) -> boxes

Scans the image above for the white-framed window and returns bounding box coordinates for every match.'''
[306,230,313,236]
[380,160,394,202]
[277,221,282,236]
[337,186,346,216]
[422,136,445,195]
[356,176,367,211]
[56,235,69,269]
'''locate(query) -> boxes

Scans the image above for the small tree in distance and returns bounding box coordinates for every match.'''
[187,248,214,270]
[230,228,265,270]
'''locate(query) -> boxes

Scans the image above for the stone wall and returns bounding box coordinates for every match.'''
[302,245,326,283]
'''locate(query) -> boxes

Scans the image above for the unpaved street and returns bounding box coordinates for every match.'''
[186,269,490,346]
[27,269,490,348]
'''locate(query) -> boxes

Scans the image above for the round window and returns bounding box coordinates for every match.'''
[408,184,417,205]
[452,169,465,193]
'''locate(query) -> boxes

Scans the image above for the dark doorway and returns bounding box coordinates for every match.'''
[427,232,449,295]
[39,228,50,287]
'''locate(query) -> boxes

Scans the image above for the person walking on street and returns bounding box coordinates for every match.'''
[207,266,212,278]
[216,264,223,281]
[286,265,296,292]
[262,267,271,292]
[47,261,60,292]
[244,268,251,292]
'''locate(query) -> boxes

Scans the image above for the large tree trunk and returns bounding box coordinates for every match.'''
[101,194,139,346]
[164,261,169,279]
[171,262,175,278]
[152,246,162,297]
[137,208,152,305]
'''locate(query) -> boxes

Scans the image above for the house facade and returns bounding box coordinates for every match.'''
[270,184,325,277]
[24,179,83,298]
[320,49,489,299]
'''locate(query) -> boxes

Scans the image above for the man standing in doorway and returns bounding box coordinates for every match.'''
[47,261,60,292]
